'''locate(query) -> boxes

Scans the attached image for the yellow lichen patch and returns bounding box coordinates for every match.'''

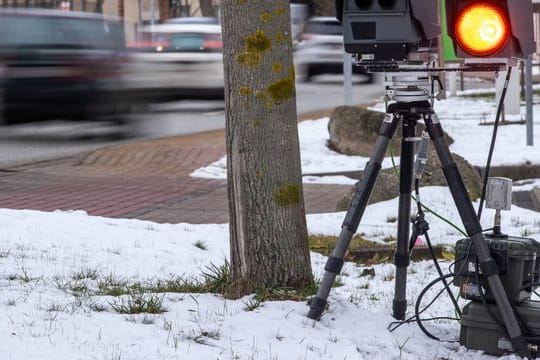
[273,184,301,207]
[272,61,283,73]
[239,86,252,96]
[254,91,265,100]
[245,29,272,53]
[260,12,272,23]
[275,32,283,42]
[275,7,285,16]
[266,71,295,103]
[237,51,261,66]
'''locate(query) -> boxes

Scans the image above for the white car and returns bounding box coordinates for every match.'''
[128,23,224,100]
[294,17,373,83]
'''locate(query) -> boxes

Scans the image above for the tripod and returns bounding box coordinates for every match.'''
[307,75,530,357]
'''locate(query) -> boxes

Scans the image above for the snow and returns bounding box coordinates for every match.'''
[191,91,540,180]
[1,91,540,359]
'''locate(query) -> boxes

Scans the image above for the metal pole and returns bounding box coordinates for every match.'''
[150,0,156,43]
[525,55,534,146]
[343,53,353,106]
[150,0,156,25]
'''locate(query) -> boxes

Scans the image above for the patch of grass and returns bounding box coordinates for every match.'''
[69,281,92,298]
[200,261,230,294]
[18,267,35,283]
[243,297,262,311]
[72,268,99,281]
[386,215,397,223]
[521,228,532,237]
[110,293,167,314]
[185,328,221,345]
[193,240,208,251]
[150,277,204,294]
[46,303,66,312]
[87,299,107,312]
[254,280,318,302]
[332,277,345,288]
[97,274,130,296]
[459,91,494,99]
[308,234,378,257]
[360,268,376,277]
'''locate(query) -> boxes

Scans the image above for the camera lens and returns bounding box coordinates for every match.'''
[378,0,396,9]
[355,0,373,9]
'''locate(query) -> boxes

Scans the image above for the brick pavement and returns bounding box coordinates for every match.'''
[0,106,537,224]
[0,128,352,224]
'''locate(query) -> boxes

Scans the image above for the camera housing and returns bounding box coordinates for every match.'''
[336,0,440,61]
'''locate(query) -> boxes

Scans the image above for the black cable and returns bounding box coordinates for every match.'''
[388,274,458,334]
[414,273,460,341]
[477,67,513,221]
[388,182,464,340]
[512,282,540,298]
[411,179,462,317]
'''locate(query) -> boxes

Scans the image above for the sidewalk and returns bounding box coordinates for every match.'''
[0,106,537,224]
[0,127,352,224]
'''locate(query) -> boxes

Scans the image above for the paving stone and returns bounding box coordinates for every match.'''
[0,129,350,224]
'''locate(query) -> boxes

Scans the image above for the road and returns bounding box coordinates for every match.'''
[0,75,384,168]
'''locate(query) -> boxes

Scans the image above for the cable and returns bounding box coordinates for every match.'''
[411,179,462,317]
[477,67,513,221]
[388,142,466,237]
[414,273,460,341]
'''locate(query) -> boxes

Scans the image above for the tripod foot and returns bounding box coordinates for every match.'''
[307,296,327,320]
[393,299,407,321]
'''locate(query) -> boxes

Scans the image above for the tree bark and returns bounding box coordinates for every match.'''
[221,0,313,296]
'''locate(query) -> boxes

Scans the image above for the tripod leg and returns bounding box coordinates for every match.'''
[392,118,416,320]
[424,113,530,357]
[307,113,400,320]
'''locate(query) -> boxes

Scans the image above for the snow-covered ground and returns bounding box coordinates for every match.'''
[192,92,540,181]
[1,90,540,359]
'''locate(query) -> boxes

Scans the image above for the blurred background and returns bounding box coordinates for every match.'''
[0,0,538,166]
[0,0,384,166]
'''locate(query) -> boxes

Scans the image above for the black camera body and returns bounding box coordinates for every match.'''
[335,0,440,61]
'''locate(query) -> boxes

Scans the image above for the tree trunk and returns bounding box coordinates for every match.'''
[158,0,169,22]
[221,0,313,296]
[200,0,214,17]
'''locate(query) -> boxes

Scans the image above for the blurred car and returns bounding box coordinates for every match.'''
[0,8,133,125]
[294,17,373,83]
[165,16,220,25]
[128,23,224,100]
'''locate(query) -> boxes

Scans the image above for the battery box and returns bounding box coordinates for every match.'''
[460,300,540,356]
[454,234,540,304]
